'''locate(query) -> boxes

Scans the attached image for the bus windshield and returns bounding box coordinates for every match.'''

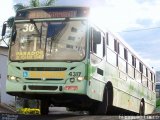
[10,20,87,61]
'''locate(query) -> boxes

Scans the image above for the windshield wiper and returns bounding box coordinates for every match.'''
[30,19,42,48]
[30,19,41,36]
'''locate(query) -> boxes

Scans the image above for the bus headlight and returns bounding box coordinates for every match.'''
[77,76,84,81]
[7,75,20,82]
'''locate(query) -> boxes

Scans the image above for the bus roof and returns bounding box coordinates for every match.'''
[17,6,90,12]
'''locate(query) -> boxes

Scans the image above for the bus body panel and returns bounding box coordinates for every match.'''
[105,60,156,114]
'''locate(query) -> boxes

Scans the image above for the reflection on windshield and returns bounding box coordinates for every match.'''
[46,21,86,60]
[10,20,87,61]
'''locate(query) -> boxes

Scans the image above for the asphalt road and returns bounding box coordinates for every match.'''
[0,107,160,120]
[0,104,15,114]
[0,113,120,120]
[0,107,120,120]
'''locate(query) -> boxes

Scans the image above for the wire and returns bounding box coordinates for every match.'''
[118,26,160,33]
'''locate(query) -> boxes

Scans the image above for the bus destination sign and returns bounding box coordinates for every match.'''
[16,7,89,20]
[28,10,77,19]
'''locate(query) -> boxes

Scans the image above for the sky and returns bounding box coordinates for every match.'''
[0,1,15,30]
[0,0,160,71]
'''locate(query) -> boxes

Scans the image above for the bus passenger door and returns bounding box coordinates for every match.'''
[87,28,106,101]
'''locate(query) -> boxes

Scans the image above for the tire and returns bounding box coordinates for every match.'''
[90,86,109,115]
[100,86,109,114]
[139,101,145,115]
[40,100,49,115]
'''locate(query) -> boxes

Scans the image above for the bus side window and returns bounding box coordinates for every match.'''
[106,32,109,45]
[103,37,105,57]
[93,29,101,53]
[92,28,103,58]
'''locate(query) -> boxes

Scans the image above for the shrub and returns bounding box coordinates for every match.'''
[18,108,40,115]
[156,98,160,107]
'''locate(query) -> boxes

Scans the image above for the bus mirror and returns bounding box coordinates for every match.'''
[1,23,7,36]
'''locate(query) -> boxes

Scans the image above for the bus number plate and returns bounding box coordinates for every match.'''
[69,72,81,77]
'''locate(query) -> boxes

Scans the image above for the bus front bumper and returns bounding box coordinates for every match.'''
[6,79,87,97]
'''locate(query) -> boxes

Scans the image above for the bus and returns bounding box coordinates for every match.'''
[1,6,156,115]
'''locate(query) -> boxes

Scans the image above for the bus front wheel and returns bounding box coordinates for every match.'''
[90,86,109,115]
[99,86,110,114]
[139,100,145,115]
[40,100,49,115]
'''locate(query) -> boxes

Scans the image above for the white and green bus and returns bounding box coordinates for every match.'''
[2,6,156,115]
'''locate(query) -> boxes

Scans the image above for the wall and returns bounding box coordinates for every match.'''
[0,46,15,106]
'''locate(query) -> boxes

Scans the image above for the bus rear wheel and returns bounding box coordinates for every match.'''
[40,100,49,115]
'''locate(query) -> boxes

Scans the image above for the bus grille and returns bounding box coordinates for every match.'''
[28,85,58,90]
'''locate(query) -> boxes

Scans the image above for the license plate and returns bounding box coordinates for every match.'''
[23,71,66,78]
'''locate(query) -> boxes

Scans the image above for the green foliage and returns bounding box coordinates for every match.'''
[30,0,40,7]
[156,98,160,107]
[27,0,56,8]
[13,3,26,12]
[43,0,56,6]
[18,108,40,115]
[7,17,15,28]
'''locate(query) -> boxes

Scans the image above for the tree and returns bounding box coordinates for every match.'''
[30,0,56,7]
[6,3,25,28]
